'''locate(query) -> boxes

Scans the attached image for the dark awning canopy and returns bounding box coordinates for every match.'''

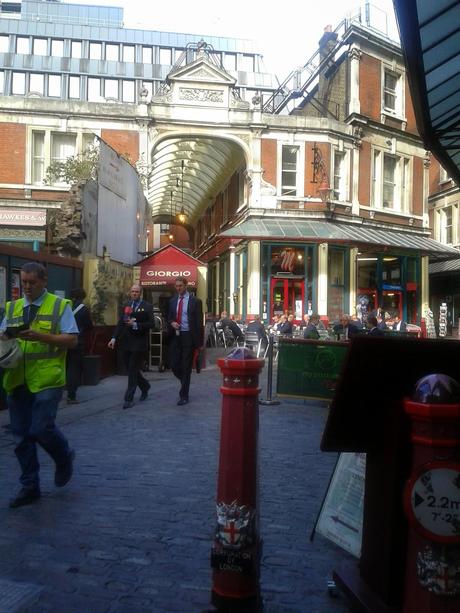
[220,218,459,259]
[393,0,460,186]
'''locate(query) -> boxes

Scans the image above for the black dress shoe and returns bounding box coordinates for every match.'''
[55,449,75,487]
[177,398,189,406]
[9,487,41,508]
[123,400,134,409]
[139,386,150,401]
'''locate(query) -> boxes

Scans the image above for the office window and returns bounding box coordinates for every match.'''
[31,130,90,184]
[71,41,82,59]
[48,74,61,97]
[141,81,152,99]
[123,45,135,62]
[281,145,299,196]
[0,35,9,53]
[444,206,453,244]
[29,73,44,95]
[51,39,64,57]
[159,48,172,65]
[142,46,152,64]
[105,79,118,99]
[240,55,254,72]
[16,37,29,54]
[12,72,25,95]
[33,38,47,56]
[383,69,403,115]
[333,150,348,200]
[174,48,184,63]
[68,76,80,99]
[122,80,135,102]
[89,42,102,60]
[105,44,119,61]
[223,53,236,71]
[88,77,102,102]
[372,150,410,212]
[32,131,45,184]
[0,71,4,95]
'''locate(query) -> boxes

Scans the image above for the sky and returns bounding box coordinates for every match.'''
[73,0,399,79]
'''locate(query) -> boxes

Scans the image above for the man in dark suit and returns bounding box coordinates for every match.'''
[66,288,93,404]
[168,276,203,406]
[219,311,244,345]
[392,315,407,332]
[367,316,385,336]
[303,314,320,340]
[108,284,154,409]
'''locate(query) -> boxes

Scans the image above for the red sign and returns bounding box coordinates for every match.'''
[138,244,203,287]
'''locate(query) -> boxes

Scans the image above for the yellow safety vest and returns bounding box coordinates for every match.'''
[3,293,70,393]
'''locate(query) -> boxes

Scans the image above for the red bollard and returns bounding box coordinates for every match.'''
[211,347,265,612]
[403,374,460,613]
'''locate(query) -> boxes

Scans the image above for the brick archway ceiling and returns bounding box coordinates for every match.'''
[148,137,244,226]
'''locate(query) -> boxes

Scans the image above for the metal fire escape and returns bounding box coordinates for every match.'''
[262,19,350,115]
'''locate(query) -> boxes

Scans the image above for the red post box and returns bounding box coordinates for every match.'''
[403,374,460,612]
[211,347,265,612]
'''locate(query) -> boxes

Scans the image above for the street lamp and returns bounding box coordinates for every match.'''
[176,160,187,224]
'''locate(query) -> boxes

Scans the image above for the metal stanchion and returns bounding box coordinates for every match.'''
[259,334,280,406]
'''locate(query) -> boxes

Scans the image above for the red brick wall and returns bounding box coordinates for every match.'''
[359,141,371,205]
[412,156,424,216]
[404,77,418,135]
[360,54,381,121]
[261,139,277,187]
[100,130,140,163]
[0,124,26,184]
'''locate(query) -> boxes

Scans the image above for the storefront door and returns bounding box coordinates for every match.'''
[382,290,403,318]
[270,278,304,321]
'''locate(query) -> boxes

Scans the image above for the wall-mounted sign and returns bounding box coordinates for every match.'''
[0,208,46,227]
[140,265,196,286]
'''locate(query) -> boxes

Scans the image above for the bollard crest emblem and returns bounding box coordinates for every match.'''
[215,501,255,549]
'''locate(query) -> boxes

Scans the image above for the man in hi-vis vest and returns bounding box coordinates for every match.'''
[0,262,78,508]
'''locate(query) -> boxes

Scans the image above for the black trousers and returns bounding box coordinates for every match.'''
[170,332,194,400]
[66,346,83,400]
[122,350,150,401]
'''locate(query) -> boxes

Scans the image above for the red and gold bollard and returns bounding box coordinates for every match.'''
[403,374,460,612]
[211,347,265,612]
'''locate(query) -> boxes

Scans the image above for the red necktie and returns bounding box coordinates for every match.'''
[176,296,184,326]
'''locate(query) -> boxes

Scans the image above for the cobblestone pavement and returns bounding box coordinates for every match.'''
[0,348,354,612]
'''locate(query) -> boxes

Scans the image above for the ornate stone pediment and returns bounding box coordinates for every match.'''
[168,58,236,87]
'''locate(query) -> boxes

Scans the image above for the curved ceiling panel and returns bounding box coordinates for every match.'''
[147,136,245,225]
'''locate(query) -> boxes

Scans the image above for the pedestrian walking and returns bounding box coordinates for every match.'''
[0,262,78,508]
[168,277,203,405]
[66,288,93,404]
[108,284,154,409]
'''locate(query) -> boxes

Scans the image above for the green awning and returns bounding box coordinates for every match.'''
[220,218,460,259]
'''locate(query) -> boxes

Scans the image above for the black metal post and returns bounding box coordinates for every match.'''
[259,334,280,406]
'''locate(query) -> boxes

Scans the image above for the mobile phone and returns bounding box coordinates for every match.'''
[5,324,30,338]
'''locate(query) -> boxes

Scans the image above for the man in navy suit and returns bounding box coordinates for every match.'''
[392,315,407,332]
[168,277,203,406]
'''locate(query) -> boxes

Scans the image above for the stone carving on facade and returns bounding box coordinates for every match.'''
[138,86,150,103]
[179,87,223,103]
[230,88,250,109]
[47,184,85,257]
[190,68,218,80]
[353,125,364,148]
[348,48,362,62]
[260,174,277,196]
[152,84,172,104]
[423,151,432,168]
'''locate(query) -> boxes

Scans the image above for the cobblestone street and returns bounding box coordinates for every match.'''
[0,349,353,612]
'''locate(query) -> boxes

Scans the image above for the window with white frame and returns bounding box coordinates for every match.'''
[281,145,299,196]
[68,76,80,99]
[12,72,25,95]
[51,39,64,57]
[142,46,152,64]
[33,38,47,56]
[442,206,454,244]
[0,71,4,95]
[371,150,411,212]
[333,150,348,201]
[71,41,82,59]
[48,74,61,97]
[16,37,29,54]
[383,69,403,116]
[29,73,44,95]
[89,42,102,60]
[105,79,118,100]
[105,44,119,61]
[123,45,135,62]
[31,130,92,185]
[0,35,9,53]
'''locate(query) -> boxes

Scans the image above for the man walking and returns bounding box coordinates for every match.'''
[0,262,78,508]
[108,284,154,409]
[66,288,93,404]
[168,277,203,405]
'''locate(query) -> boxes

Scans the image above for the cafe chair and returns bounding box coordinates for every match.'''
[243,331,264,357]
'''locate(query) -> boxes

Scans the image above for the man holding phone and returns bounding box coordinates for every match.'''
[0,262,79,508]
